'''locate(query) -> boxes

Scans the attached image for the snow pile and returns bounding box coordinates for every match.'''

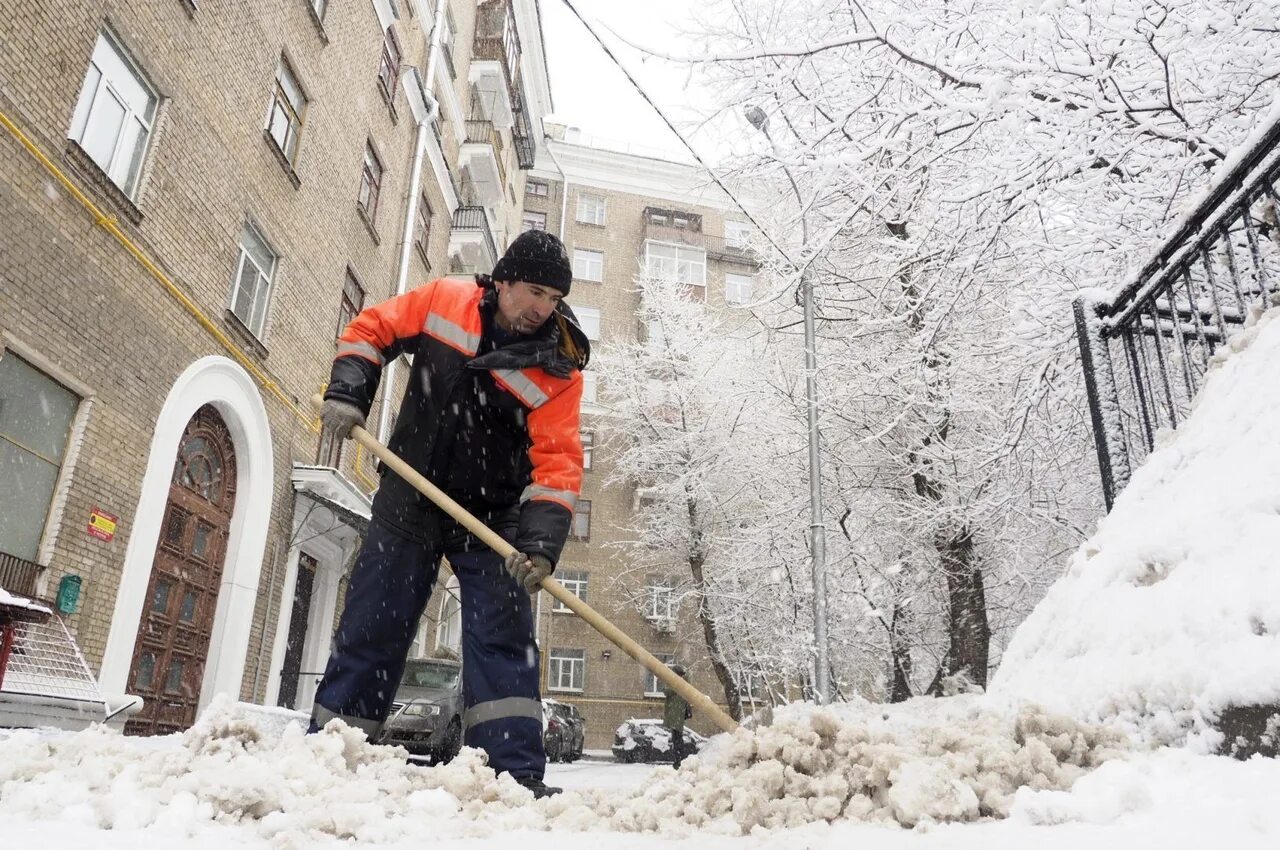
[542,699,1126,834]
[0,695,537,847]
[993,304,1280,743]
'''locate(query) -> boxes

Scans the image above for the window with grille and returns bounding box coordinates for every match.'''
[68,30,158,198]
[572,249,603,282]
[0,354,79,561]
[229,221,278,338]
[645,653,677,696]
[415,195,433,263]
[522,211,546,232]
[552,570,588,612]
[525,179,549,198]
[725,273,753,305]
[644,241,706,287]
[571,499,591,540]
[358,143,383,224]
[581,431,594,471]
[576,193,606,225]
[548,648,585,692]
[267,57,306,164]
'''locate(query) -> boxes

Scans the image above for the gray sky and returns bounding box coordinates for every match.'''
[539,0,711,163]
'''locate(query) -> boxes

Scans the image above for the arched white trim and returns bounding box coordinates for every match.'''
[98,356,274,714]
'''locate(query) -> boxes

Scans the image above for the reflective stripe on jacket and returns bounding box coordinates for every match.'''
[324,277,585,563]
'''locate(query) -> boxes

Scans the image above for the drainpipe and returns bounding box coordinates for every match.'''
[545,138,570,237]
[378,0,449,444]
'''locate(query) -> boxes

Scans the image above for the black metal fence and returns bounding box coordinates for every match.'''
[1075,116,1280,509]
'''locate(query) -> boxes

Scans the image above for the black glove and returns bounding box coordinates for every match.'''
[320,398,366,443]
[503,550,553,594]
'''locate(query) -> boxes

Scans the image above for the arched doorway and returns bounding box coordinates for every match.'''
[125,405,237,735]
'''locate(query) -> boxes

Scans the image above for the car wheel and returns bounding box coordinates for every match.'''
[435,718,462,764]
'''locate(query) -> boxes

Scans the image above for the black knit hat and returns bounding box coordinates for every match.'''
[491,230,573,295]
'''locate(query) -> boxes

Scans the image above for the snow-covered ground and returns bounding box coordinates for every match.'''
[4,309,1280,847]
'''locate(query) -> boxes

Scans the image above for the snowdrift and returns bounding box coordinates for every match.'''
[992,304,1280,746]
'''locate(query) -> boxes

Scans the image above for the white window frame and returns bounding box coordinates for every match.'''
[645,576,675,621]
[645,653,677,697]
[552,570,588,612]
[724,220,752,248]
[581,372,598,405]
[229,221,278,339]
[644,240,706,287]
[548,648,585,692]
[571,499,591,540]
[434,575,461,653]
[522,210,547,232]
[576,192,606,225]
[580,430,594,471]
[68,30,158,199]
[725,273,753,305]
[574,306,601,341]
[572,249,603,282]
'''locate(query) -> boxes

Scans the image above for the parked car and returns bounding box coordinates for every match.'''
[542,698,585,762]
[376,657,463,762]
[611,718,706,763]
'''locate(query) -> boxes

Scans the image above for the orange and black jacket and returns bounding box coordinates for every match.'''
[325,276,589,564]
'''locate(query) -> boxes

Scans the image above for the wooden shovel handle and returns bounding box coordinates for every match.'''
[312,394,740,734]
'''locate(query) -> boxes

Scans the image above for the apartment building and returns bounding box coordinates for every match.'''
[0,0,551,734]
[513,129,761,748]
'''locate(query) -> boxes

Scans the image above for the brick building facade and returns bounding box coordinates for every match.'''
[0,0,550,733]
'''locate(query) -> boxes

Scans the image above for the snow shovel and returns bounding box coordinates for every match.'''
[311,395,741,735]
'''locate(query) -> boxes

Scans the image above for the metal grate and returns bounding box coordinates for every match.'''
[2,614,104,703]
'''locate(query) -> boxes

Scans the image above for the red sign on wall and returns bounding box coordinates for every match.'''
[88,507,118,542]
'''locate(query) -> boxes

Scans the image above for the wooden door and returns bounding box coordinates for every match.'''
[125,406,236,735]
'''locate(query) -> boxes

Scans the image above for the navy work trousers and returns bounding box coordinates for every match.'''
[311,518,545,780]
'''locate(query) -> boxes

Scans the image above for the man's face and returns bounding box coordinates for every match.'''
[494,280,563,334]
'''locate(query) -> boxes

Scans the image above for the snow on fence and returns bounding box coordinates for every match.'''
[1075,110,1280,509]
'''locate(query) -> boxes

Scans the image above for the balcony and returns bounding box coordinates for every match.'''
[459,119,506,206]
[0,551,42,598]
[471,1,519,128]
[644,207,704,249]
[448,205,498,273]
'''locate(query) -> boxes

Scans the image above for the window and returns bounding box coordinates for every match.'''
[581,373,598,405]
[435,576,462,653]
[553,570,588,612]
[645,654,677,697]
[725,220,752,248]
[0,354,79,561]
[311,0,328,23]
[377,30,402,105]
[525,179,549,198]
[440,7,457,79]
[68,30,158,198]
[267,57,307,164]
[725,273,753,305]
[522,211,546,232]
[571,499,591,540]
[548,649,585,692]
[574,306,601,341]
[415,195,433,263]
[576,193,606,225]
[581,431,594,471]
[572,249,603,282]
[646,208,701,231]
[358,143,384,224]
[645,576,675,621]
[645,241,706,287]
[337,269,365,337]
[229,221,278,338]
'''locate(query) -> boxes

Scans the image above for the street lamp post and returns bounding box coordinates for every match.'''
[745,108,831,704]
